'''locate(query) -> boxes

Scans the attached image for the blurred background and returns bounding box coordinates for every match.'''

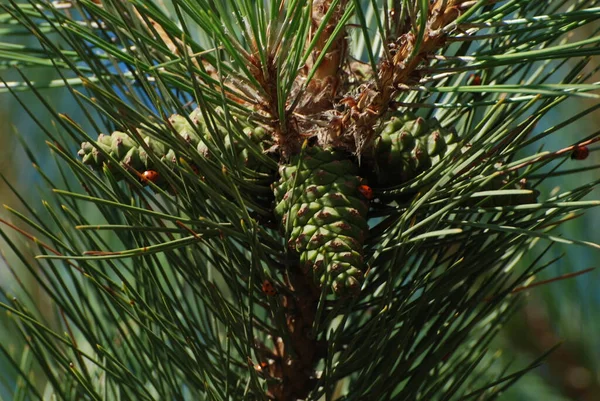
[1,6,599,401]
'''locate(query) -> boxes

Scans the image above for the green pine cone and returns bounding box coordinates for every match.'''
[78,128,177,176]
[169,109,270,172]
[375,112,459,186]
[78,108,271,185]
[273,146,370,297]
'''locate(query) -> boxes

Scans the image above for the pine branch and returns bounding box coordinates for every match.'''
[0,1,600,400]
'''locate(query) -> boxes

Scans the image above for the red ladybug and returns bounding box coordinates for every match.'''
[571,145,590,160]
[261,280,277,296]
[142,170,160,184]
[468,74,482,86]
[358,184,374,200]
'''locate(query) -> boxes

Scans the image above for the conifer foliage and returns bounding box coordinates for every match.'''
[1,0,600,400]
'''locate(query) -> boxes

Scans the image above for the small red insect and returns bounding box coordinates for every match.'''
[571,145,590,160]
[261,280,277,296]
[252,360,270,377]
[142,170,160,184]
[468,74,482,86]
[358,184,374,200]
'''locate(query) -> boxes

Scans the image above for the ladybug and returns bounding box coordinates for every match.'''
[468,74,482,86]
[357,184,374,200]
[253,361,270,377]
[571,145,590,160]
[261,280,277,296]
[142,170,160,184]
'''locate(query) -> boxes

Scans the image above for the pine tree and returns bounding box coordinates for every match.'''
[0,0,599,400]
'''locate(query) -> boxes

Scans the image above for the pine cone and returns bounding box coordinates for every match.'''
[273,146,369,297]
[78,128,177,177]
[375,112,459,186]
[78,109,271,186]
[170,110,270,171]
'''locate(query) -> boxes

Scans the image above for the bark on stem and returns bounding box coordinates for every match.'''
[265,266,325,401]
